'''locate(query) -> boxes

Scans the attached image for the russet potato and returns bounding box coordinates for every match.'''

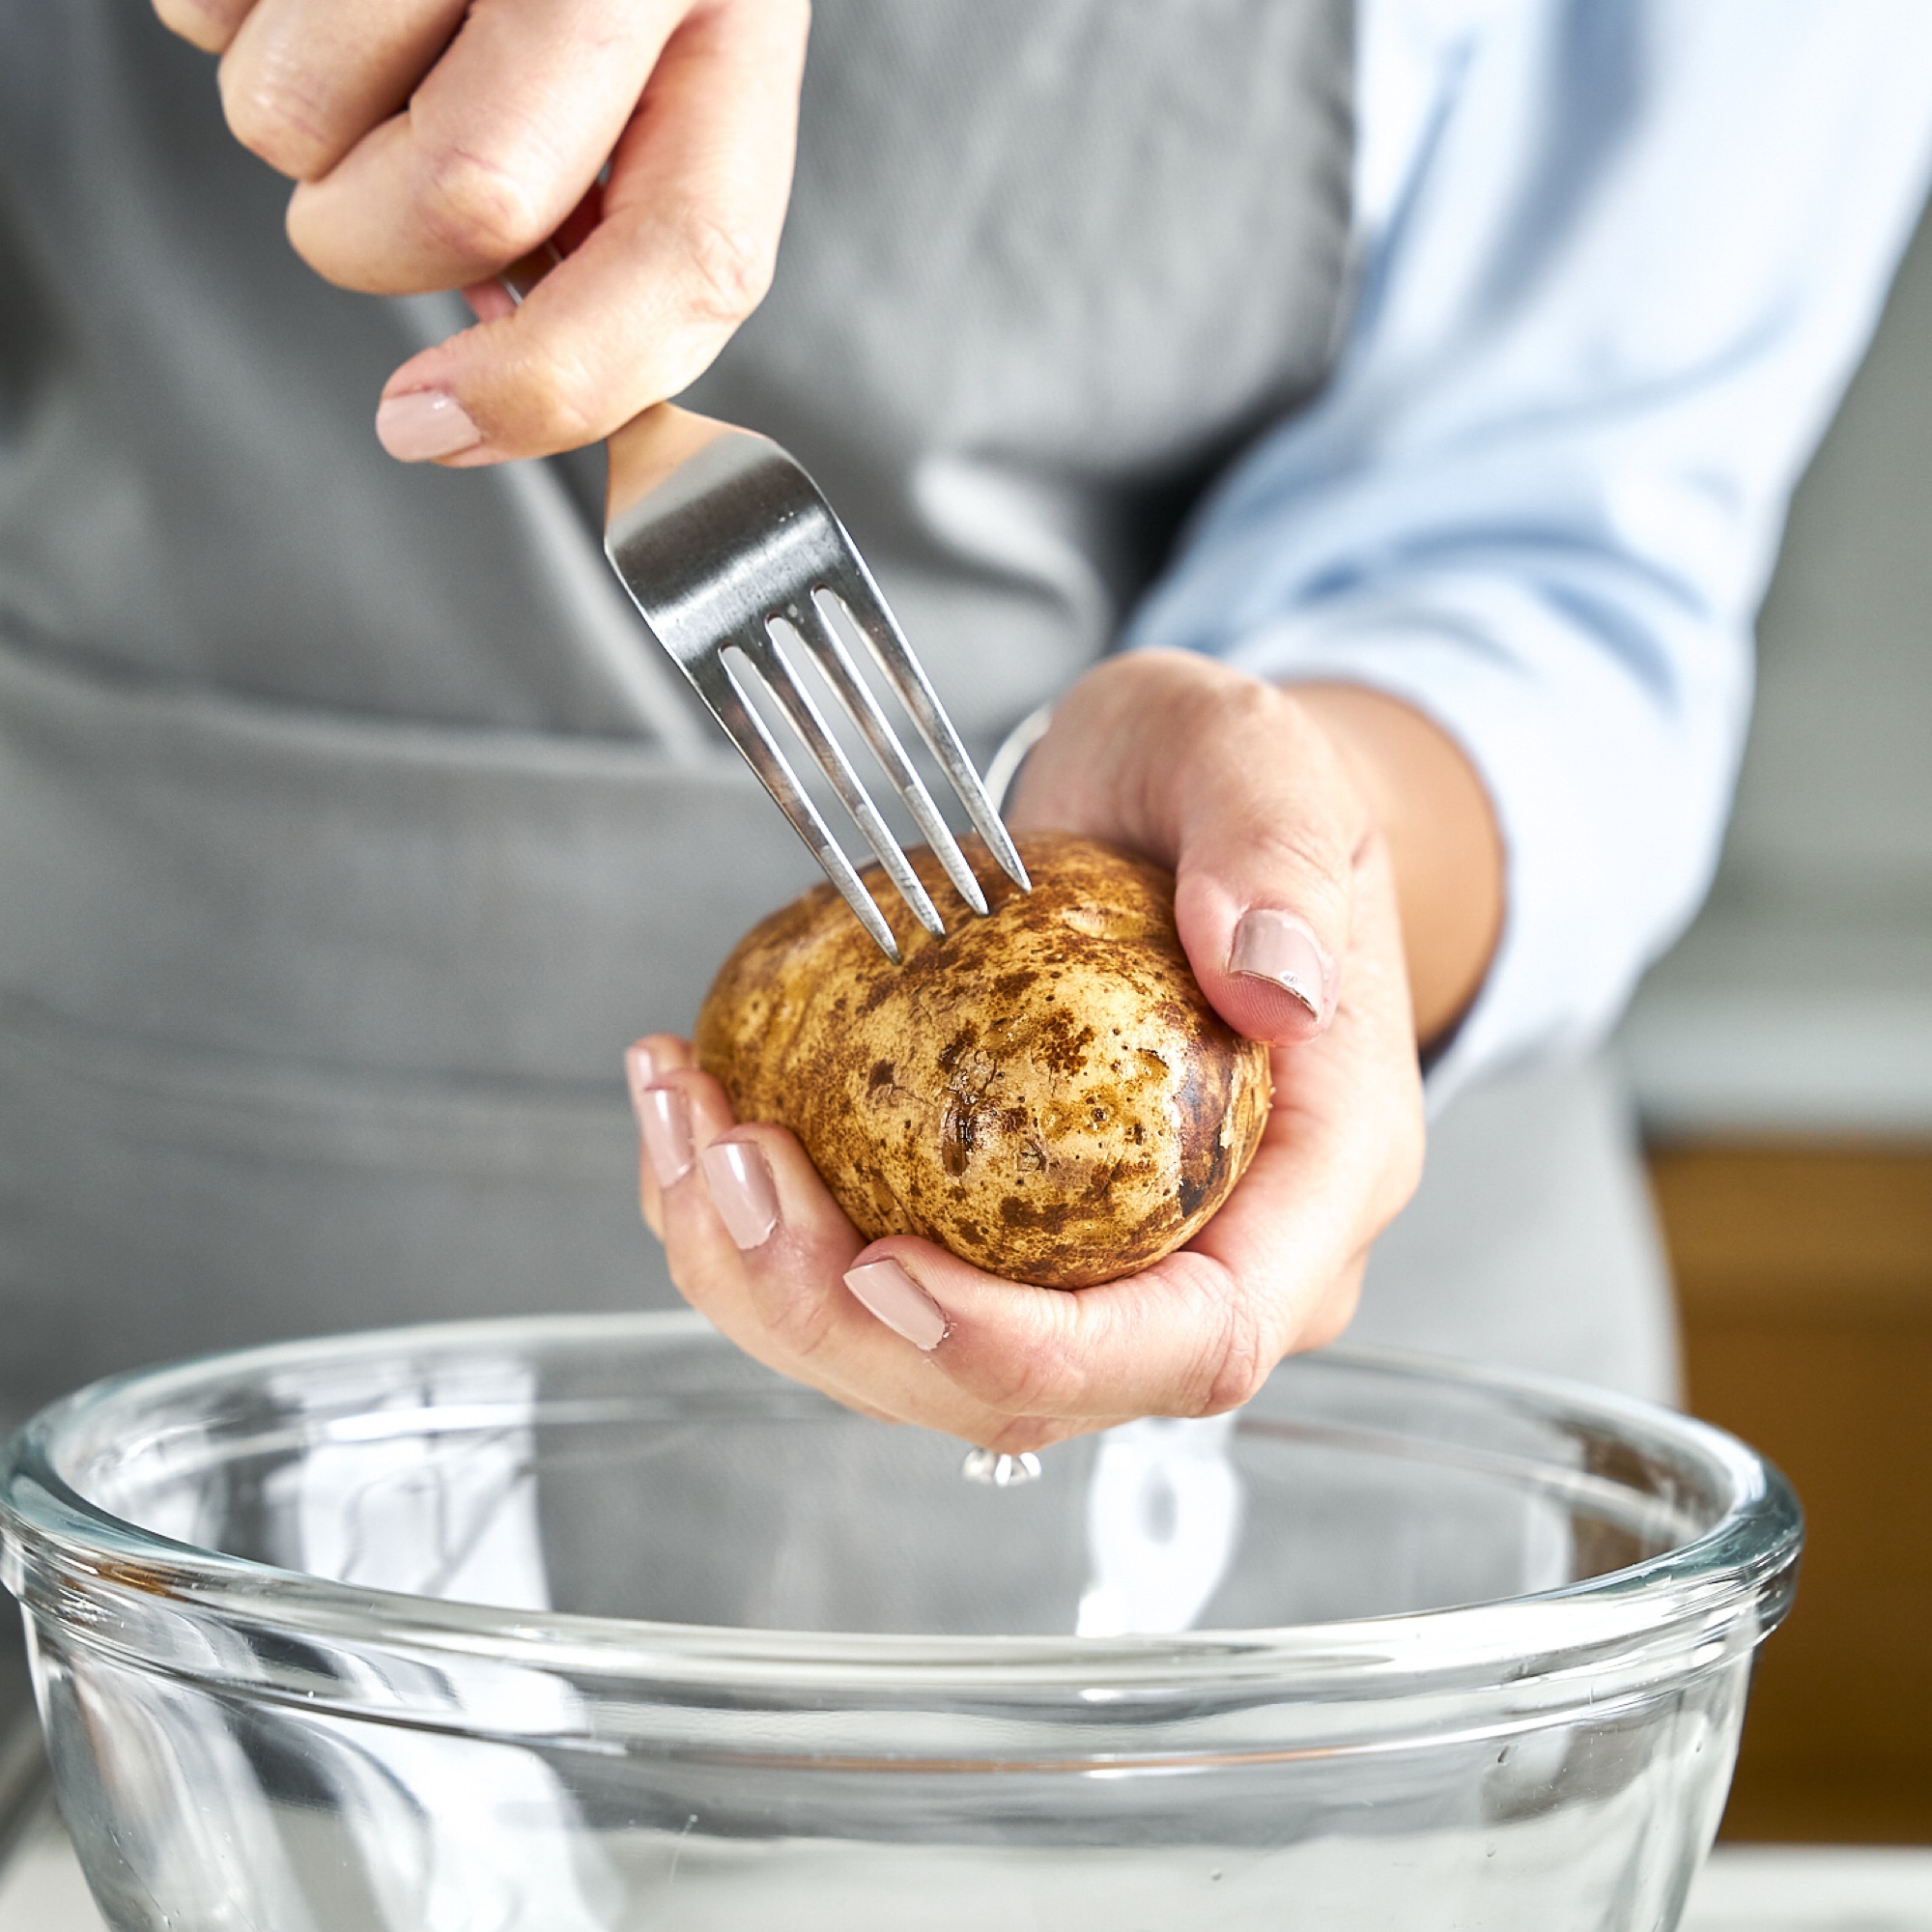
[694,833,1271,1289]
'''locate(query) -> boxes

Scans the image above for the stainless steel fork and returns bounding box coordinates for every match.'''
[602,404,1032,959]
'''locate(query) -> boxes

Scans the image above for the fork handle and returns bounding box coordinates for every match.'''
[603,404,753,530]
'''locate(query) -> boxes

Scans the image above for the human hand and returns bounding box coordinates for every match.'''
[626,651,1433,1452]
[153,0,810,464]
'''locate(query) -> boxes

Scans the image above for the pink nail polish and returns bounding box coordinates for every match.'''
[1229,909,1333,1020]
[843,1258,948,1351]
[624,1044,657,1127]
[375,388,483,463]
[639,1085,695,1188]
[700,1140,780,1249]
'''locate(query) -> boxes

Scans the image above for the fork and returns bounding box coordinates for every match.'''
[497,245,1030,959]
[610,410,1045,1491]
[601,404,1032,960]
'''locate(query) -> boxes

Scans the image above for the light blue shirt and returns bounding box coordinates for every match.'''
[1127,0,1932,1099]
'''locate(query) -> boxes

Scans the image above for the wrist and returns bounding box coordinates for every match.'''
[1286,683,1504,1047]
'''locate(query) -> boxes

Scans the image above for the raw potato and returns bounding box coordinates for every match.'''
[694,833,1272,1288]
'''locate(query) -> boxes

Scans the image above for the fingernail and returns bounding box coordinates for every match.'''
[461,279,518,325]
[843,1259,948,1352]
[1230,909,1332,1020]
[700,1140,780,1249]
[375,388,483,463]
[639,1085,694,1188]
[624,1044,657,1128]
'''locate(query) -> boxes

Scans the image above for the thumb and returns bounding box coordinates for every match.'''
[1012,652,1373,1050]
[1170,716,1367,1047]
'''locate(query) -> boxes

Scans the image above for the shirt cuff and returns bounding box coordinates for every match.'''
[1186,596,1738,1111]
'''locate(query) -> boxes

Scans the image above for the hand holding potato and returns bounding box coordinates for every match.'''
[153,0,809,464]
[627,650,1498,1451]
[695,832,1276,1288]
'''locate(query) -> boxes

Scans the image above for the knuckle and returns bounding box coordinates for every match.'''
[1395,1097,1427,1187]
[673,202,777,327]
[1248,815,1353,895]
[760,1275,842,1361]
[662,1245,703,1303]
[500,351,606,451]
[960,1339,1079,1420]
[219,65,335,179]
[1195,1283,1273,1415]
[1297,1269,1365,1353]
[1378,1101,1427,1223]
[978,1415,1066,1458]
[1164,654,1273,747]
[154,0,244,54]
[416,140,550,268]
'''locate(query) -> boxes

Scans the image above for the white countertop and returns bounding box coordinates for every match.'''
[5,1798,1929,1931]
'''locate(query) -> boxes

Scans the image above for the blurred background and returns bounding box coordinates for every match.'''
[1617,195,1932,1841]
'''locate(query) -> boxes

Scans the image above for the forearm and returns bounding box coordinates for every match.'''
[1291,684,1503,1049]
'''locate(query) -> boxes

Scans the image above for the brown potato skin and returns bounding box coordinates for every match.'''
[694,833,1272,1289]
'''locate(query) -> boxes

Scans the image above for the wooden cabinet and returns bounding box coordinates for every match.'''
[1651,1145,1932,1841]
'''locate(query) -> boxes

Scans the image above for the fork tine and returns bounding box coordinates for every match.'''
[822,565,1033,894]
[790,593,989,918]
[747,624,949,939]
[677,648,903,962]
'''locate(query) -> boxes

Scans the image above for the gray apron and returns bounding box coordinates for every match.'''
[0,0,1673,1427]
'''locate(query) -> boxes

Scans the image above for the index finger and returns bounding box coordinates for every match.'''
[360,0,810,461]
[288,0,691,294]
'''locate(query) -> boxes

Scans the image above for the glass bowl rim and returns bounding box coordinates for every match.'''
[0,1311,1802,1699]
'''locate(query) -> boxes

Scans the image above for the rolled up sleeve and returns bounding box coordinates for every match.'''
[1125,0,1932,1100]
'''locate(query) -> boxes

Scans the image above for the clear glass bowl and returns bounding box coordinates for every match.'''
[0,1312,1799,1931]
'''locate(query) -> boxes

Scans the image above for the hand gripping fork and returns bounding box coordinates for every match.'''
[497,247,1030,956]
